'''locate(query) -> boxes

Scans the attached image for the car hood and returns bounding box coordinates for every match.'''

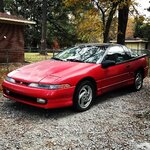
[8,60,95,83]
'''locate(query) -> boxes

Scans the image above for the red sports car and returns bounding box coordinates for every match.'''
[2,44,148,111]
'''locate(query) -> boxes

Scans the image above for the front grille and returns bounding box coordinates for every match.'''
[4,89,38,104]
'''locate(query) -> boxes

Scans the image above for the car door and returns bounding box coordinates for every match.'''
[99,45,131,93]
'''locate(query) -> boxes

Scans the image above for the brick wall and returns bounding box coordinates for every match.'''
[0,23,24,63]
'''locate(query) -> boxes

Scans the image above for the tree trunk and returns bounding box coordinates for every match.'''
[103,1,120,43]
[0,0,4,12]
[40,0,47,55]
[117,0,130,45]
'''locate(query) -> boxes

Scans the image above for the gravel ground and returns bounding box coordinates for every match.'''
[0,78,150,150]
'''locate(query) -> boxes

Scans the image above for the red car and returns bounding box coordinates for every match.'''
[2,44,149,111]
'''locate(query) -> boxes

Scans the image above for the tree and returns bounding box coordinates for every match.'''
[75,9,103,42]
[125,17,135,39]
[141,23,150,41]
[117,0,131,45]
[4,0,43,47]
[0,0,4,12]
[93,0,121,43]
[40,0,47,55]
[47,0,80,47]
[134,16,145,38]
[3,0,79,48]
[65,0,128,43]
[134,16,150,41]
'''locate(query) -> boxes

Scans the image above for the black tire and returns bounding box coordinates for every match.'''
[133,71,143,91]
[73,80,95,112]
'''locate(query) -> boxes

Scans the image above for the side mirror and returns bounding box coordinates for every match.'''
[101,60,116,68]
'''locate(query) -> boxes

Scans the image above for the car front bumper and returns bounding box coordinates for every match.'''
[2,80,75,109]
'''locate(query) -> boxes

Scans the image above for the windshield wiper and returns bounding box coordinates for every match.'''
[66,59,84,62]
[51,57,63,61]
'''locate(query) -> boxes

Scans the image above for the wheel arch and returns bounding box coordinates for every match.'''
[74,77,97,96]
[72,76,97,111]
[135,67,144,78]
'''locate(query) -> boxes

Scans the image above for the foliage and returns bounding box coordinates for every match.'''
[64,0,102,42]
[4,0,43,47]
[64,0,133,43]
[126,17,135,39]
[65,0,117,42]
[47,0,80,47]
[1,0,143,47]
[134,16,150,41]
[3,0,79,48]
[76,10,103,42]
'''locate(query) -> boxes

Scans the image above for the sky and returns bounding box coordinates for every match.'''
[136,0,150,18]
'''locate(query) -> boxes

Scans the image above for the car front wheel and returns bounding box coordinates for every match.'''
[73,81,95,112]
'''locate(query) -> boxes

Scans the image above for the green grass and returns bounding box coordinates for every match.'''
[25,53,53,62]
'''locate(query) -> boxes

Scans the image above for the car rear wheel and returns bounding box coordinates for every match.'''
[133,71,143,91]
[73,81,95,112]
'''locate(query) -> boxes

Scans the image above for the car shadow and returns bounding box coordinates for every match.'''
[93,86,134,106]
[4,101,75,119]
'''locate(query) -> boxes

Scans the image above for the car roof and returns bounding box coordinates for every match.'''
[76,43,122,47]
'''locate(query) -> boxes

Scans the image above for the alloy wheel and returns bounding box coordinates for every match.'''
[78,85,93,109]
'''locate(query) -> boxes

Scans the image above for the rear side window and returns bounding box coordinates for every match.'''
[122,45,139,58]
[104,46,130,63]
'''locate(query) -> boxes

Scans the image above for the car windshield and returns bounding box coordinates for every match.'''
[52,45,107,63]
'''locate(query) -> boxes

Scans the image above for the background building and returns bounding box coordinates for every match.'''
[0,12,35,63]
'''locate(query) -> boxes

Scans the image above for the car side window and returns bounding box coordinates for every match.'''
[104,46,129,63]
[122,45,138,58]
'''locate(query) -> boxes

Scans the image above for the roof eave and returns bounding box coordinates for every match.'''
[110,40,148,43]
[0,17,36,25]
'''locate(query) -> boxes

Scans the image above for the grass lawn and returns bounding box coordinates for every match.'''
[25,52,53,62]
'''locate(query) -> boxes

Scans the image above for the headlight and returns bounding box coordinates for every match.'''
[28,83,70,90]
[5,76,16,83]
